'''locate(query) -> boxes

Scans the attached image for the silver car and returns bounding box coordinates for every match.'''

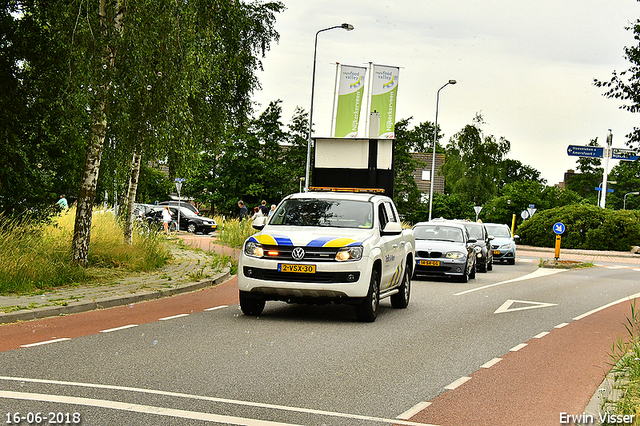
[484,223,518,265]
[412,222,477,283]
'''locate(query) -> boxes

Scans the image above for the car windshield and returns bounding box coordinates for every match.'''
[269,199,373,229]
[485,226,511,238]
[413,225,464,242]
[465,224,484,240]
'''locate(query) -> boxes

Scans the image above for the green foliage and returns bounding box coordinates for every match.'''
[393,118,427,223]
[516,204,640,250]
[0,208,170,293]
[441,113,511,205]
[216,215,257,249]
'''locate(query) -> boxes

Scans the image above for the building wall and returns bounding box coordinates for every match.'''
[411,152,446,195]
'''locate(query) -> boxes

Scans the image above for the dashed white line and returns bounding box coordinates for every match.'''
[554,323,569,329]
[20,338,70,348]
[510,343,527,352]
[397,401,432,420]
[204,305,229,311]
[481,358,502,369]
[534,331,550,339]
[444,376,471,390]
[159,314,189,321]
[100,325,138,333]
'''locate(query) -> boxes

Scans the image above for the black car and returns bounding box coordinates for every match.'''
[148,206,216,234]
[452,220,494,272]
[157,200,199,215]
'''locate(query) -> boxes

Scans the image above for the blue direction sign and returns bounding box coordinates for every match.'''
[553,222,566,235]
[611,147,640,161]
[595,187,614,193]
[567,145,604,158]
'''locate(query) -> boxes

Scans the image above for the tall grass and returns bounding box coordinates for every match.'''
[601,301,640,425]
[214,215,257,248]
[0,208,170,294]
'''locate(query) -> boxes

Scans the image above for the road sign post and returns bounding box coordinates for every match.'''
[553,222,565,261]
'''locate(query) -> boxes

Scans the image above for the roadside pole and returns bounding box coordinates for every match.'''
[553,222,565,261]
[511,214,516,237]
[599,130,613,209]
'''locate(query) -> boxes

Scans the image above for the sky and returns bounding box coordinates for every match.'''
[251,0,640,186]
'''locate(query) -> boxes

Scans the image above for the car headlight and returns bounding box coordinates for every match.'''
[244,241,264,258]
[335,246,363,261]
[500,243,514,250]
[446,251,465,259]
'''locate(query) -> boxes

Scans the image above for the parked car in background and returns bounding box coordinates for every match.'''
[412,221,477,283]
[158,200,199,215]
[147,205,216,234]
[484,223,518,265]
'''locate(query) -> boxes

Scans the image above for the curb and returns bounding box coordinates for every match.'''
[0,270,230,325]
[518,245,640,259]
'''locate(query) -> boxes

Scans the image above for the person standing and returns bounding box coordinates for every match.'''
[268,204,276,218]
[238,200,248,221]
[259,200,269,216]
[162,206,172,235]
[57,195,68,209]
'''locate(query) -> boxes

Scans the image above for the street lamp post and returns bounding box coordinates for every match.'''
[428,80,456,221]
[624,191,639,209]
[304,23,354,192]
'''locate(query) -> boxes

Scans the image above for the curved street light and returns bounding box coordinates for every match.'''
[304,23,354,192]
[624,191,639,209]
[428,79,456,221]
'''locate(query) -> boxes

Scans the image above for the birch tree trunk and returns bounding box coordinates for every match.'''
[123,146,143,245]
[71,0,123,266]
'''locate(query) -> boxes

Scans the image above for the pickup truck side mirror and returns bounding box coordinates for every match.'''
[381,222,403,235]
[252,216,268,230]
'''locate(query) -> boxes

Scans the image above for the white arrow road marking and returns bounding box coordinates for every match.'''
[494,299,558,314]
[455,268,567,296]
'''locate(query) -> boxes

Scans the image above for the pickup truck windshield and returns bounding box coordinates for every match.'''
[270,199,373,229]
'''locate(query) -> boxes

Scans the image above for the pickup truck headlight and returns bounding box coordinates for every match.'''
[244,241,264,258]
[446,251,465,259]
[335,246,363,261]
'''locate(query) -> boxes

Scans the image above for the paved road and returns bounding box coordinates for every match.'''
[0,242,639,425]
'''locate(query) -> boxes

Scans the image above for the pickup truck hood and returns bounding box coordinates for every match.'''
[248,226,373,247]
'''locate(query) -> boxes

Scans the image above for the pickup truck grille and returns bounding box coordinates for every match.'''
[243,267,360,283]
[262,245,340,262]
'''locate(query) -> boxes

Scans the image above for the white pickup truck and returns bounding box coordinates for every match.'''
[238,191,415,322]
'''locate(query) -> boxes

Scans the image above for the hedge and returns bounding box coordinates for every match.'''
[516,204,640,251]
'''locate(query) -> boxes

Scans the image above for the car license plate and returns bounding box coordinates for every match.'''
[493,250,500,255]
[278,264,316,273]
[419,260,440,267]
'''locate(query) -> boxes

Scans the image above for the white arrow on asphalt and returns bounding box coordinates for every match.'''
[494,299,558,314]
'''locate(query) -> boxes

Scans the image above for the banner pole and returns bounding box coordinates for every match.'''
[364,62,373,138]
[330,62,340,137]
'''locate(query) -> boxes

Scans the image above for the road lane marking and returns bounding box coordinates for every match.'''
[481,358,502,368]
[0,390,301,426]
[534,331,550,338]
[159,314,190,321]
[554,323,569,328]
[454,268,567,296]
[205,305,229,311]
[494,299,557,314]
[444,377,471,390]
[20,338,70,348]
[100,325,139,333]
[510,343,527,352]
[0,376,432,426]
[397,401,432,420]
[573,291,640,321]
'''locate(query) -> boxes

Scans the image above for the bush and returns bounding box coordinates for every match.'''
[215,215,258,248]
[516,205,640,250]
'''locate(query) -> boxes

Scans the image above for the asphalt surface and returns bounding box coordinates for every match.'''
[1,236,640,425]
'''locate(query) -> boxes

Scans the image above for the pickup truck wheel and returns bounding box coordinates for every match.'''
[355,269,379,322]
[390,265,410,309]
[239,291,265,316]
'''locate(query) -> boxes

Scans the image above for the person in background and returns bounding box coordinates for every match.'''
[259,200,269,216]
[268,204,276,218]
[162,206,172,235]
[57,195,68,209]
[251,206,263,220]
[238,200,248,221]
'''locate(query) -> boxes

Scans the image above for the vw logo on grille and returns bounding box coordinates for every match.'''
[291,247,305,261]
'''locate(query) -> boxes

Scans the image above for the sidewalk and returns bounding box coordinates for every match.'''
[517,244,640,264]
[0,236,238,324]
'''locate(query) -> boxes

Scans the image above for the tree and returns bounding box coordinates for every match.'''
[565,138,602,203]
[440,113,511,205]
[498,159,545,187]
